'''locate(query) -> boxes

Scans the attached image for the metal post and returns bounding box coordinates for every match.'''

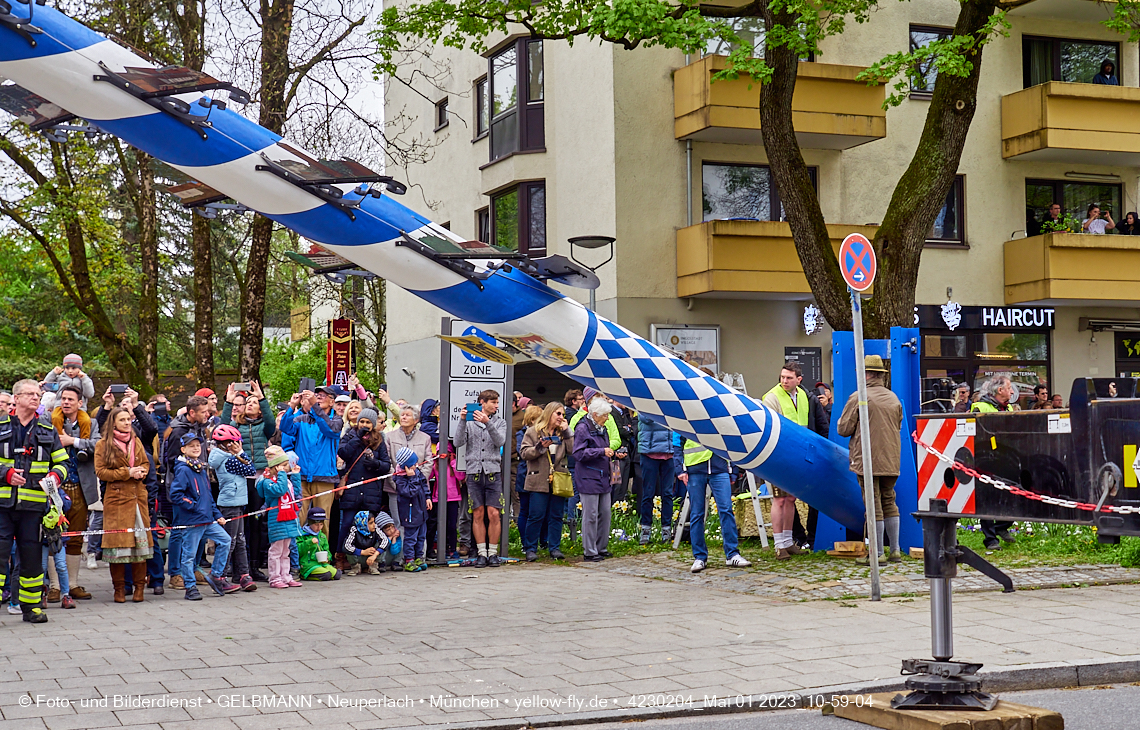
[850,288,882,601]
[588,288,596,312]
[436,318,452,565]
[930,578,954,662]
[500,362,514,558]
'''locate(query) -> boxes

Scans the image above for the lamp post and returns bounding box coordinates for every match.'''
[568,235,615,311]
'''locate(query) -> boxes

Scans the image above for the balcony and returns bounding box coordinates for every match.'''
[1007,0,1114,22]
[1002,82,1140,164]
[673,57,886,149]
[677,220,879,298]
[1004,232,1140,304]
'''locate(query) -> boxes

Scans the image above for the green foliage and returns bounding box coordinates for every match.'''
[1040,214,1082,234]
[258,335,329,402]
[0,358,63,391]
[856,13,1012,108]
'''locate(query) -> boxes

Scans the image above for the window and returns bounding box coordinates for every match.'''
[476,208,490,243]
[488,39,544,161]
[909,25,951,94]
[705,17,766,58]
[434,98,448,130]
[1026,179,1122,235]
[1023,36,1120,88]
[475,77,488,138]
[928,175,965,245]
[921,332,1051,413]
[490,181,546,254]
[701,163,816,222]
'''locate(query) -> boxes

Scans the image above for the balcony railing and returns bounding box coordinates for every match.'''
[1004,231,1140,304]
[673,57,886,149]
[1002,82,1140,163]
[677,219,879,298]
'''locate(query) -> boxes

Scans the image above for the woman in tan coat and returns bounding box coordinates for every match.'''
[519,402,573,563]
[94,407,153,603]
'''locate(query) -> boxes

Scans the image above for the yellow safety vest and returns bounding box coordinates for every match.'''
[971,401,998,413]
[682,438,712,467]
[766,384,809,427]
[0,415,68,511]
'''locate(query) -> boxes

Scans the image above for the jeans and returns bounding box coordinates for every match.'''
[42,546,68,595]
[180,522,232,589]
[219,506,249,578]
[687,471,740,562]
[524,492,566,553]
[516,491,529,548]
[167,529,183,579]
[639,456,675,528]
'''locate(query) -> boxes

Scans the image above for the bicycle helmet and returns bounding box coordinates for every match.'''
[212,424,243,443]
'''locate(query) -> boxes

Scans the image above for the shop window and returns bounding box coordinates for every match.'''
[490,181,546,254]
[921,331,1051,413]
[928,175,965,245]
[701,162,817,222]
[489,40,544,161]
[909,25,952,94]
[1023,36,1120,88]
[434,98,448,131]
[1026,179,1122,236]
[474,77,488,138]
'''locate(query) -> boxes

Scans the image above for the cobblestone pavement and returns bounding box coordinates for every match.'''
[4,558,1140,730]
[581,552,1140,600]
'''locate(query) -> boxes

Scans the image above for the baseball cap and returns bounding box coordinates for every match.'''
[334,394,351,403]
[195,388,215,398]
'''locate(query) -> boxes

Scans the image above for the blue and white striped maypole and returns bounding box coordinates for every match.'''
[0,4,866,531]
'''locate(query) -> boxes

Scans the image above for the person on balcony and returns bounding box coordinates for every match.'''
[1030,202,1062,236]
[1092,59,1119,85]
[1083,205,1114,235]
[1119,212,1140,235]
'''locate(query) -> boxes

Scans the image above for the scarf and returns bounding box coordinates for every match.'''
[179,455,204,472]
[51,408,91,439]
[113,429,135,467]
[354,510,373,536]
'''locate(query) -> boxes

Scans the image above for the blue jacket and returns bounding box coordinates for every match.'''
[169,458,222,526]
[337,428,391,514]
[208,448,257,507]
[255,471,303,543]
[394,473,430,528]
[279,406,339,482]
[637,414,673,455]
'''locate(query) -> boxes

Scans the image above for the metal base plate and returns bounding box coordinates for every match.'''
[891,688,999,711]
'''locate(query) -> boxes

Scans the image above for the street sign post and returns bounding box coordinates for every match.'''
[840,233,882,601]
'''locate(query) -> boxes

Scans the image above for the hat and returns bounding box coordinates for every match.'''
[264,445,289,468]
[315,385,347,397]
[358,408,379,426]
[395,446,418,469]
[195,388,215,398]
[179,433,202,447]
[583,386,600,402]
[62,354,82,367]
[354,510,373,535]
[374,511,395,530]
[306,506,327,523]
[517,396,532,410]
[334,394,351,403]
[864,355,889,373]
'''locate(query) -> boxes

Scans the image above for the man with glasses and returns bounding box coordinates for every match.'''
[0,380,69,623]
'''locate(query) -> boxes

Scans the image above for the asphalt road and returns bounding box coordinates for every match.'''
[568,684,1140,730]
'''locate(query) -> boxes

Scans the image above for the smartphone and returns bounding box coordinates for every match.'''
[379,383,387,393]
[549,434,562,445]
[110,384,128,394]
[465,403,480,421]
[234,382,251,393]
[41,383,60,393]
[153,402,168,415]
[298,377,316,393]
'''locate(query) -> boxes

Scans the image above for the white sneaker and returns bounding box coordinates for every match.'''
[85,553,97,570]
[725,554,752,568]
[690,559,707,574]
[7,604,21,615]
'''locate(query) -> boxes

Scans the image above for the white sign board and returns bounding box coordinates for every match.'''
[651,325,720,374]
[1047,413,1071,434]
[449,320,505,380]
[956,419,976,437]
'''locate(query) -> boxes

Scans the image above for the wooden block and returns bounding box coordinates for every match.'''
[830,692,1064,730]
[827,550,867,560]
[836,540,867,553]
[910,547,925,560]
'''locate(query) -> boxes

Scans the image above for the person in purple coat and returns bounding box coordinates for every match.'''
[573,398,616,562]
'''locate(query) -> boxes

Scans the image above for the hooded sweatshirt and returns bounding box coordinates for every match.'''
[1093,59,1119,85]
[419,399,439,444]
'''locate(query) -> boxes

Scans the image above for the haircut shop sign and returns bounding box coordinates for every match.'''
[916,305,1056,331]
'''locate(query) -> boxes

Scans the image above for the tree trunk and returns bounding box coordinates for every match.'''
[759,6,851,332]
[864,0,999,338]
[239,0,295,381]
[192,213,215,388]
[762,0,1000,339]
[135,152,160,387]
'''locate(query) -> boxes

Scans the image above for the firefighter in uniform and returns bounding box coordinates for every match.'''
[0,379,69,623]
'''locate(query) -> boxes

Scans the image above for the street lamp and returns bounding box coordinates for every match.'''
[568,235,615,311]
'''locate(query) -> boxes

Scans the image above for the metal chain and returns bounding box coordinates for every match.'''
[912,431,1140,515]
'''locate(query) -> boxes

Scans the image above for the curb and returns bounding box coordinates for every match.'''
[381,655,1140,730]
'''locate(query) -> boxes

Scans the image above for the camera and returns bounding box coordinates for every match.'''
[109,384,128,394]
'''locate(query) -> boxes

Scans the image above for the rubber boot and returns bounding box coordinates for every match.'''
[110,564,126,603]
[131,563,146,602]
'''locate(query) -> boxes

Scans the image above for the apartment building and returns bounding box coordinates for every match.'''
[383,0,1140,411]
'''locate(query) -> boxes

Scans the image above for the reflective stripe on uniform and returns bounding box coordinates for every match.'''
[18,574,43,604]
[50,449,68,462]
[0,486,10,500]
[16,488,46,502]
[0,458,13,467]
[682,439,712,467]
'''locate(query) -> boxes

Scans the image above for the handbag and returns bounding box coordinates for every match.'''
[547,446,573,498]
